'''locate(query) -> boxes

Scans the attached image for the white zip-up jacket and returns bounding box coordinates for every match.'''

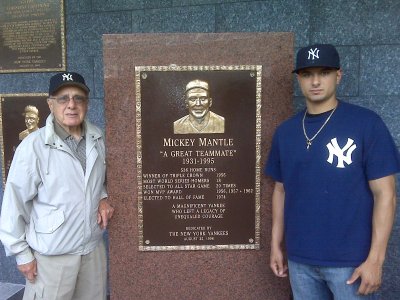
[0,114,107,265]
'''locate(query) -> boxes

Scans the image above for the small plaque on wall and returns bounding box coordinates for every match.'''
[0,0,66,73]
[0,94,49,186]
[136,65,262,251]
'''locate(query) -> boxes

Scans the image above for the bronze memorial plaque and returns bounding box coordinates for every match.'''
[136,65,262,251]
[0,94,49,186]
[0,0,66,73]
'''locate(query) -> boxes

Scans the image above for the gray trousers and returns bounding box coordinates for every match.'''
[23,241,107,300]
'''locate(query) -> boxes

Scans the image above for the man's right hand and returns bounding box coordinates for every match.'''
[18,260,37,283]
[270,246,288,277]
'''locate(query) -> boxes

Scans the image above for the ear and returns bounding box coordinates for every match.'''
[47,98,54,113]
[336,69,342,84]
[209,97,213,107]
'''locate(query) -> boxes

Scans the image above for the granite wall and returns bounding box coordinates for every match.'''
[0,0,399,299]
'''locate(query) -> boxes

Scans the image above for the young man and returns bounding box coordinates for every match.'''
[0,72,114,299]
[265,44,400,299]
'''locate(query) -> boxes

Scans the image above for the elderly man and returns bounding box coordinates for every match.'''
[0,72,114,299]
[19,105,40,140]
[174,79,225,134]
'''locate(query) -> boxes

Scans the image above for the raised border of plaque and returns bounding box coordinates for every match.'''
[0,0,66,73]
[0,93,49,186]
[136,65,262,251]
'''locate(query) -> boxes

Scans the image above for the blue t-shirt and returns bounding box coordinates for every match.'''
[265,100,400,267]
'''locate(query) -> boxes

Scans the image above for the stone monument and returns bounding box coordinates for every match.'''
[103,33,293,299]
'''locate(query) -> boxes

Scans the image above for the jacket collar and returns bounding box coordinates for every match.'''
[45,114,102,146]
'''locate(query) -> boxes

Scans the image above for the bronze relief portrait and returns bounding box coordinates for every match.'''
[174,79,225,134]
[19,105,40,140]
[0,94,49,185]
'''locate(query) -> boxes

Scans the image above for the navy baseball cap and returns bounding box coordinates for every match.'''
[49,72,90,95]
[293,44,340,73]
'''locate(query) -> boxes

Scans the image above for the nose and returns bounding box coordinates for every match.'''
[67,98,77,108]
[311,74,321,86]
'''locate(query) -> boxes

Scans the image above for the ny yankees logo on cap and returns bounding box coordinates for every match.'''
[62,73,73,81]
[307,48,320,60]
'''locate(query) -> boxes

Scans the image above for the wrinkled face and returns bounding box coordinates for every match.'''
[47,86,88,132]
[186,88,212,120]
[297,67,342,104]
[25,113,39,130]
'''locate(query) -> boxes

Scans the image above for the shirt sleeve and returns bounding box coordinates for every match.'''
[364,116,400,180]
[264,129,283,182]
[100,184,108,200]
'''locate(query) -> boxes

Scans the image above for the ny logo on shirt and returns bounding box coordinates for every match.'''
[326,138,357,168]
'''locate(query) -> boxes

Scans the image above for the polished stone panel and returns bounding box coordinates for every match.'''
[360,45,400,96]
[311,0,400,45]
[215,0,310,46]
[132,6,215,32]
[104,32,293,299]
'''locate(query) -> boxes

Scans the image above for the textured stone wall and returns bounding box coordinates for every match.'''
[0,0,399,298]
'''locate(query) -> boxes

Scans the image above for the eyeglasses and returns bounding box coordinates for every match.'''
[49,95,88,105]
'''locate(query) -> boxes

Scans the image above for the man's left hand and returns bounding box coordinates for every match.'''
[346,259,382,295]
[97,199,114,229]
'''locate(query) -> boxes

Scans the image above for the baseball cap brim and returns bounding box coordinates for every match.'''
[50,82,90,95]
[292,65,340,74]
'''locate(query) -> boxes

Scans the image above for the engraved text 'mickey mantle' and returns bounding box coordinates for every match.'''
[163,138,234,147]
